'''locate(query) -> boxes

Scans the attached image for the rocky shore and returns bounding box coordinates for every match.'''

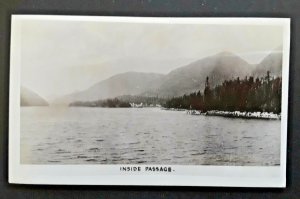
[186,110,280,120]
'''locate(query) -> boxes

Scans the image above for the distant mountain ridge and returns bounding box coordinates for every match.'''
[53,72,165,104]
[143,51,255,98]
[53,51,282,105]
[21,87,49,106]
[252,52,282,77]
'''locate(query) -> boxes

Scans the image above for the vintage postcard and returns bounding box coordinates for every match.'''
[9,15,290,187]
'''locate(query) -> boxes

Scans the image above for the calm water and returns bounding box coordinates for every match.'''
[21,107,280,165]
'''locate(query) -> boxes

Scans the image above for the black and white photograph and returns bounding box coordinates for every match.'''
[9,16,290,186]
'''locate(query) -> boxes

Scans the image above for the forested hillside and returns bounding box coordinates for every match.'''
[164,71,281,113]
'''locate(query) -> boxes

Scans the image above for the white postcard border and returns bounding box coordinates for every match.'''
[9,15,290,187]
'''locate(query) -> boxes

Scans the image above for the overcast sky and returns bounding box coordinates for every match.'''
[20,19,283,99]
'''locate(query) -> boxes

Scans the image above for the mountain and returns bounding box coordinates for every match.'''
[21,87,49,106]
[53,72,165,104]
[252,51,282,77]
[143,51,255,97]
[54,51,282,105]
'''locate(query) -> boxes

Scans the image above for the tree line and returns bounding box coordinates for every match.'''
[164,72,282,113]
[117,95,166,106]
[70,98,131,108]
[69,95,166,108]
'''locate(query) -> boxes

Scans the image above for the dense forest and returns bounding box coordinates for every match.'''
[70,98,131,108]
[117,95,166,105]
[69,71,282,113]
[164,72,282,113]
[69,95,166,108]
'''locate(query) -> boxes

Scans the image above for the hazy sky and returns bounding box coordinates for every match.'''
[20,19,283,99]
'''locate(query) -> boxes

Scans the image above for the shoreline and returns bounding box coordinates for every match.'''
[188,110,281,120]
[22,106,281,120]
[163,108,281,120]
